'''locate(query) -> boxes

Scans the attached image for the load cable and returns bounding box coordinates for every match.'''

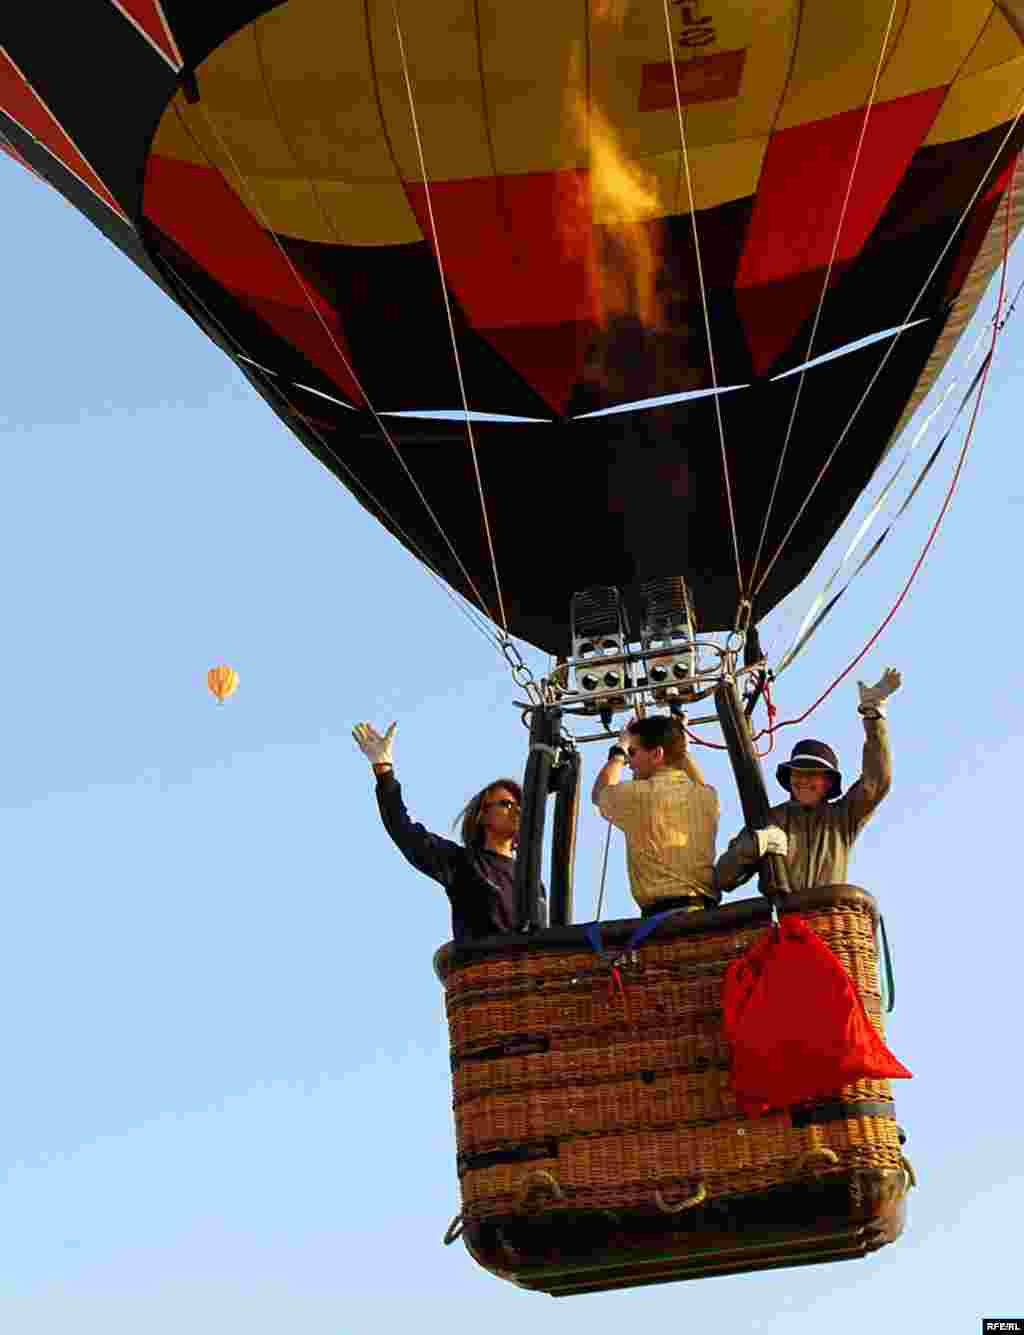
[747,0,900,597]
[177,96,505,639]
[152,242,511,662]
[774,330,995,676]
[754,167,1015,738]
[146,122,512,666]
[766,269,1023,670]
[593,818,614,922]
[661,0,743,599]
[250,27,546,690]
[751,98,1024,604]
[390,0,509,637]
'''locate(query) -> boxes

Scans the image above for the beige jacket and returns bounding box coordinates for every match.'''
[715,715,891,894]
[599,766,720,909]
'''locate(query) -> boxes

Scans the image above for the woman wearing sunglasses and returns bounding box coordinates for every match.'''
[352,721,537,941]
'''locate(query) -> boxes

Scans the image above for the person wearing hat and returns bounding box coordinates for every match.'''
[715,669,901,894]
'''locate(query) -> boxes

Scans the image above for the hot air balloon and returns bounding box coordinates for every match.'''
[207,664,239,704]
[3,0,1018,1292]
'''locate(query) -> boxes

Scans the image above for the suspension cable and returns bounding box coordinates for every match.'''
[594,818,614,922]
[145,201,511,663]
[751,96,1024,602]
[680,688,777,755]
[774,325,993,677]
[754,166,1015,738]
[755,678,779,758]
[179,98,503,636]
[660,0,743,598]
[682,719,727,752]
[390,0,509,635]
[748,0,899,595]
[233,33,520,666]
[767,266,1014,665]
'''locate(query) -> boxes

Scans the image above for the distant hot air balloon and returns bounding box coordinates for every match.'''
[206,665,239,704]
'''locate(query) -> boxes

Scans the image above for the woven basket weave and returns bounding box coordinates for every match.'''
[438,888,905,1225]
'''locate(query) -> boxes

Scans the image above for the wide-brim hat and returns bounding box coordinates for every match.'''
[776,739,842,801]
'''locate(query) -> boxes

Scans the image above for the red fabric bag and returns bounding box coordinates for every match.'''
[721,914,912,1116]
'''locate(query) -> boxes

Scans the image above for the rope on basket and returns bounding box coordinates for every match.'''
[654,1181,707,1214]
[494,1226,522,1266]
[443,1213,465,1245]
[793,1147,840,1177]
[517,1169,566,1212]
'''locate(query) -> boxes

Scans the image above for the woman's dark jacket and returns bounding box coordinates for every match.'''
[375,772,544,941]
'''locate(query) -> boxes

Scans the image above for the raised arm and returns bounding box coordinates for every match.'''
[353,721,462,886]
[591,731,629,806]
[839,669,898,836]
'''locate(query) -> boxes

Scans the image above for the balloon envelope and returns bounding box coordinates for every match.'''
[3,3,1022,652]
[207,665,239,704]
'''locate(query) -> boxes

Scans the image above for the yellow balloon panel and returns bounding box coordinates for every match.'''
[154,0,426,246]
[673,136,769,214]
[874,1,993,102]
[926,55,1024,145]
[588,0,794,155]
[776,0,908,129]
[207,666,240,702]
[962,5,1021,77]
[148,0,1024,251]
[474,0,589,175]
[366,0,498,185]
[675,9,797,149]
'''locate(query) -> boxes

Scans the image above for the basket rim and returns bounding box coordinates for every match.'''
[434,884,879,982]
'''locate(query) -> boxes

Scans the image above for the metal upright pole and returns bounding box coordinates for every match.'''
[549,748,581,927]
[714,679,791,899]
[514,705,560,931]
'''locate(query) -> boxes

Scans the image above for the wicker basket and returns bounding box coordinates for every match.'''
[435,886,910,1294]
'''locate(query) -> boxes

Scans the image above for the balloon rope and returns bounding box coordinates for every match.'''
[754,163,1016,737]
[594,819,614,922]
[755,679,779,759]
[185,99,503,636]
[747,0,900,598]
[751,92,1024,603]
[144,175,508,663]
[390,0,509,636]
[773,317,994,678]
[660,0,743,598]
[197,44,512,660]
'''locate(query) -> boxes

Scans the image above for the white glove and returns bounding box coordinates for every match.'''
[755,826,789,858]
[858,668,902,716]
[352,721,396,767]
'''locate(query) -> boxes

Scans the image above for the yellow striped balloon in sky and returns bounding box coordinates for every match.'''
[207,665,240,704]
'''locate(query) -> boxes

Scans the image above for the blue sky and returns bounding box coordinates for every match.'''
[1,151,1022,1333]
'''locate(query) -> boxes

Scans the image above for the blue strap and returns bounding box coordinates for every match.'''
[583,922,605,956]
[582,909,685,961]
[625,910,680,950]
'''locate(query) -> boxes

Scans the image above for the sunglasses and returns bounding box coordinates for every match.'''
[483,798,520,811]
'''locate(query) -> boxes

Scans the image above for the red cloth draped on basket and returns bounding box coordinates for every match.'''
[721,914,912,1117]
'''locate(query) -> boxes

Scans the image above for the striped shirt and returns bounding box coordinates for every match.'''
[598,769,720,910]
